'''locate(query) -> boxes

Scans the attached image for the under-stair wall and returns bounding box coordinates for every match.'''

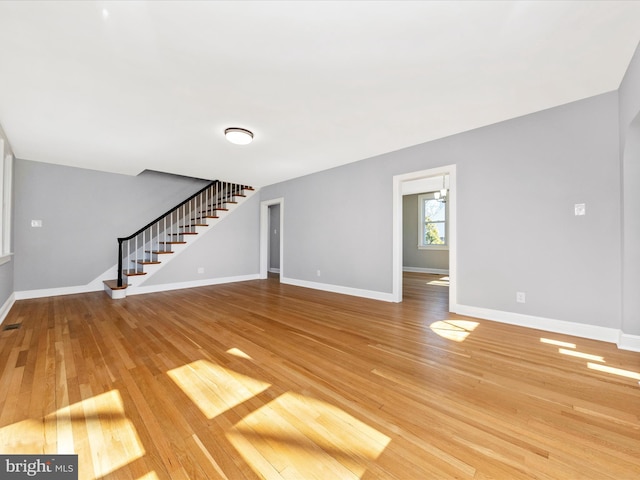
[105,182,258,298]
[128,192,260,294]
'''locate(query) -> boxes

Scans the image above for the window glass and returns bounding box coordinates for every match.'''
[418,193,447,248]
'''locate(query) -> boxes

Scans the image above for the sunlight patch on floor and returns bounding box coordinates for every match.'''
[0,389,144,480]
[135,472,160,480]
[0,418,44,453]
[427,276,450,287]
[541,338,639,385]
[168,360,271,419]
[430,320,479,342]
[73,389,145,479]
[588,363,640,381]
[559,348,605,362]
[227,347,252,360]
[540,338,576,349]
[226,391,390,479]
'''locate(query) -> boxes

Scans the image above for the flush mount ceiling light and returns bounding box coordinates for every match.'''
[224,127,254,145]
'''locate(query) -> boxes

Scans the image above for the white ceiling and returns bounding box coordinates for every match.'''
[1,1,640,187]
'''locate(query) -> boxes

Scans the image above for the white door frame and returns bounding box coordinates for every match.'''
[260,197,284,279]
[392,165,457,311]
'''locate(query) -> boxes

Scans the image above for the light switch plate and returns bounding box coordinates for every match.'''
[574,203,586,216]
[31,219,43,227]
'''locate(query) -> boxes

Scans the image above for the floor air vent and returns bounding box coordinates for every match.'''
[3,323,21,331]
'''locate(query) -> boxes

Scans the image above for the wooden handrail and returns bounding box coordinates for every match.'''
[118,180,218,243]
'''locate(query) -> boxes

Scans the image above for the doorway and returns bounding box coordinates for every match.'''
[260,197,284,280]
[268,204,281,276]
[622,113,640,340]
[392,165,456,311]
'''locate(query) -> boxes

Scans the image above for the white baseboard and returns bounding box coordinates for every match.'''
[9,272,640,353]
[268,268,280,274]
[454,303,621,345]
[14,264,119,300]
[403,266,449,275]
[281,276,395,302]
[15,284,103,300]
[128,274,261,296]
[0,293,16,326]
[13,274,260,300]
[618,332,640,352]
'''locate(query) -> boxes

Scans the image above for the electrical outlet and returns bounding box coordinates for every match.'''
[516,292,526,303]
[197,267,204,274]
[317,270,321,277]
[31,219,43,227]
[574,203,586,216]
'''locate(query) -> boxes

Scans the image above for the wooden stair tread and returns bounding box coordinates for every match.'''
[180,224,208,228]
[103,279,128,290]
[122,270,147,276]
[170,232,198,235]
[136,260,162,265]
[160,241,187,245]
[145,250,174,254]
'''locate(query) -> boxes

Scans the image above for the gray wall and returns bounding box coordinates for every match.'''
[13,160,209,291]
[0,123,14,308]
[261,158,393,293]
[619,42,640,336]
[261,91,621,329]
[402,194,448,271]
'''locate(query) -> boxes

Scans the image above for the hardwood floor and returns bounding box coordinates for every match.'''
[1,273,639,479]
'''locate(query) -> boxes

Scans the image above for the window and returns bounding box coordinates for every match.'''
[418,192,447,249]
[0,139,12,264]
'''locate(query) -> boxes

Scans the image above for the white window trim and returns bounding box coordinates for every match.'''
[418,192,449,250]
[0,138,13,264]
[418,244,449,251]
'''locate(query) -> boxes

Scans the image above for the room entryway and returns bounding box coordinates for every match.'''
[260,197,284,280]
[393,165,456,310]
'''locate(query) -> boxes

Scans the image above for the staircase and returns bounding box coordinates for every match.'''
[104,180,255,299]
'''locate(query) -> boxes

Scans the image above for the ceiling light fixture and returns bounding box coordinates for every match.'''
[224,127,254,145]
[433,175,448,202]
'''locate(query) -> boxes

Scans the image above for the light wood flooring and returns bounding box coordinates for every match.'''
[1,273,639,479]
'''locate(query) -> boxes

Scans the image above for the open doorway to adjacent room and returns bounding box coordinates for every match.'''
[267,203,281,277]
[393,165,456,311]
[260,197,284,280]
